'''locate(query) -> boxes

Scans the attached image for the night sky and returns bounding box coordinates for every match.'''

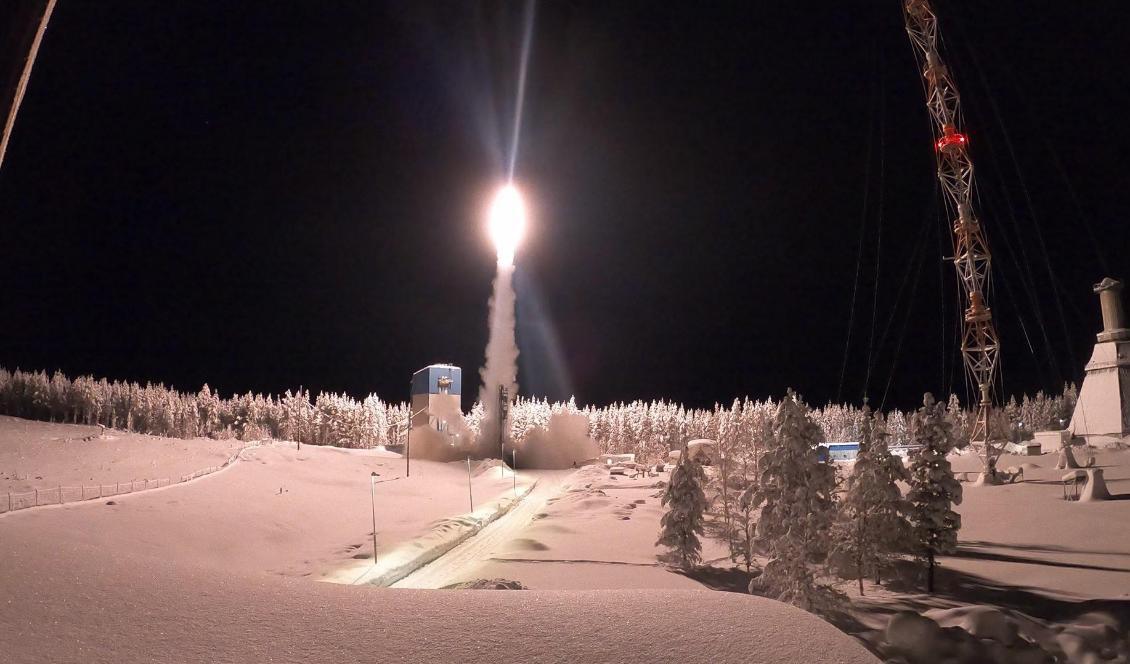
[2,1,1129,412]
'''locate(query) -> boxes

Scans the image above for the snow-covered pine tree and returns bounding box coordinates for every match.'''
[656,447,708,569]
[731,405,771,571]
[829,405,910,594]
[715,398,742,560]
[907,392,962,594]
[750,390,838,610]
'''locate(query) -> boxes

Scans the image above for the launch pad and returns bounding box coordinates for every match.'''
[1069,278,1130,446]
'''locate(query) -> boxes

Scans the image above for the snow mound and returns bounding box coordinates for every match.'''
[883,606,1130,664]
[2,567,880,664]
[884,610,1053,663]
[472,458,510,476]
[442,578,526,590]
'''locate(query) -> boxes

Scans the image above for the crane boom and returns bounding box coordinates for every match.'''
[903,0,1002,470]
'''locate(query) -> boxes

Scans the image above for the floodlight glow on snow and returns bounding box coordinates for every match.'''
[488,184,527,267]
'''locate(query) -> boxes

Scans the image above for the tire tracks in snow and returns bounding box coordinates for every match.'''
[390,471,571,589]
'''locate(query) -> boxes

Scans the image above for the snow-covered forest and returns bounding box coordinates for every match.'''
[0,366,1075,462]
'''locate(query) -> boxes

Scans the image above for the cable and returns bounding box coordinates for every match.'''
[862,49,887,403]
[881,215,931,411]
[952,8,1075,380]
[874,187,934,388]
[836,43,879,404]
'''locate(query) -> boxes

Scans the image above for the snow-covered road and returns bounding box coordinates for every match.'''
[391,469,572,589]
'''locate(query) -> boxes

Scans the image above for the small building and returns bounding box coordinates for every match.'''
[817,442,922,462]
[825,442,859,462]
[601,453,635,467]
[410,364,462,433]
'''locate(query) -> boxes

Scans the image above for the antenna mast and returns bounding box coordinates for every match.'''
[903,0,1002,470]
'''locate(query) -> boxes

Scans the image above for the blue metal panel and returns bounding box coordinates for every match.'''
[827,442,860,462]
[411,365,462,396]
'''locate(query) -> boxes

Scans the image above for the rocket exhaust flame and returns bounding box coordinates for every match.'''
[488,183,527,267]
[478,184,526,457]
[479,0,536,458]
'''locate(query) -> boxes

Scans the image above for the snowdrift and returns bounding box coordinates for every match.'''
[882,605,1129,664]
[0,535,879,664]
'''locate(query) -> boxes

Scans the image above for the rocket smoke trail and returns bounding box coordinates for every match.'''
[478,262,519,456]
[478,2,536,458]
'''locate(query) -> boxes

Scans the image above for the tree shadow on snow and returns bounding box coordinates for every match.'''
[961,539,1130,560]
[673,564,755,594]
[951,548,1130,574]
[875,559,1130,625]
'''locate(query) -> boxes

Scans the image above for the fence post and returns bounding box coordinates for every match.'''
[35,488,38,506]
[81,484,84,500]
[7,492,10,512]
[59,485,62,504]
[98,484,102,499]
[115,483,119,495]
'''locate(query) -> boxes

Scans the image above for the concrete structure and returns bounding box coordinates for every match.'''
[1070,278,1130,446]
[601,453,635,467]
[1034,429,1071,453]
[410,364,462,433]
[1005,441,1042,456]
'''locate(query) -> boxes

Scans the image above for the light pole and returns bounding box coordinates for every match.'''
[512,449,517,497]
[369,472,379,564]
[368,471,402,566]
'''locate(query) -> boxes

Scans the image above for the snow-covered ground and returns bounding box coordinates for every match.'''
[390,469,572,588]
[0,415,241,493]
[843,448,1130,662]
[5,414,1129,662]
[945,448,1130,599]
[0,438,524,578]
[0,417,876,663]
[422,464,731,590]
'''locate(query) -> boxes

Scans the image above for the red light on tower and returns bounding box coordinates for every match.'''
[936,126,968,152]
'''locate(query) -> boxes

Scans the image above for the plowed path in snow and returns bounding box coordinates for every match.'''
[391,469,573,589]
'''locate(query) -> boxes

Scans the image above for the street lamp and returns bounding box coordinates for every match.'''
[368,471,403,566]
[369,472,379,564]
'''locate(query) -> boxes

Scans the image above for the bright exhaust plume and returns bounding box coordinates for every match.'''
[488,184,526,267]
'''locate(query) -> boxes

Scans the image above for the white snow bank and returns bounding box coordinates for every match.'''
[0,444,524,579]
[882,606,1130,664]
[0,530,879,664]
